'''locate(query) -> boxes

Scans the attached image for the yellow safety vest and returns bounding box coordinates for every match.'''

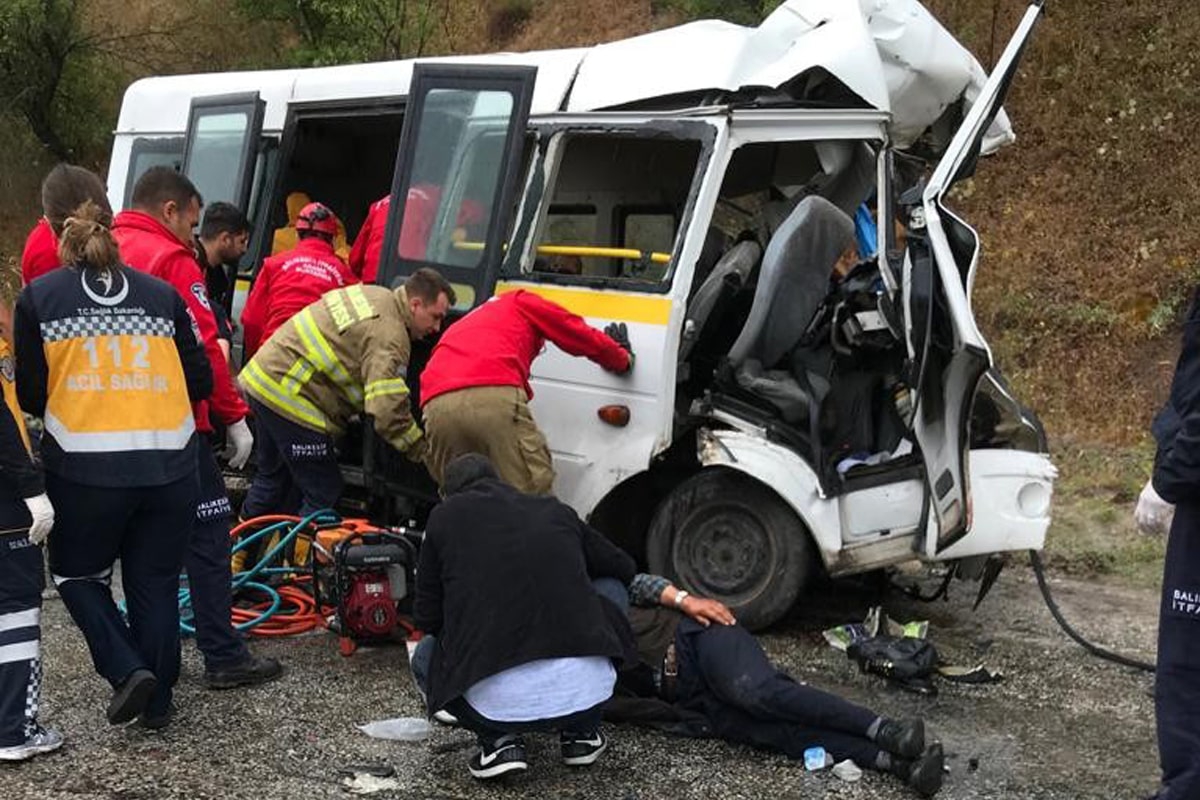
[0,338,31,455]
[35,268,196,454]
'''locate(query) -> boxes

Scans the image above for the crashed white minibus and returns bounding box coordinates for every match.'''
[106,0,1054,629]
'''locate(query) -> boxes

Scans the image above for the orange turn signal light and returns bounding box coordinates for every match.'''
[597,405,631,427]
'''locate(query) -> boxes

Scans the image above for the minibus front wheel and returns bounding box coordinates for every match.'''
[646,468,816,631]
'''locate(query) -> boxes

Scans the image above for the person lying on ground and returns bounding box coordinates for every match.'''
[600,574,945,798]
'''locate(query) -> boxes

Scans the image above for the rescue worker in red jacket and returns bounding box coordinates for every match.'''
[113,166,282,691]
[21,165,110,286]
[348,191,485,284]
[241,202,357,359]
[347,195,388,283]
[420,291,635,495]
[22,164,121,286]
[20,219,58,286]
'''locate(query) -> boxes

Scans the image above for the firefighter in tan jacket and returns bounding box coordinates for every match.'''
[239,268,455,517]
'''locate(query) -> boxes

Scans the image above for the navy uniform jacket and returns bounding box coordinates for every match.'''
[14,264,213,488]
[1153,287,1200,503]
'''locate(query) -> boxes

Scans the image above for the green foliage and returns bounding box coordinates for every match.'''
[1060,301,1121,331]
[236,0,453,65]
[0,0,166,163]
[0,0,84,159]
[656,0,782,26]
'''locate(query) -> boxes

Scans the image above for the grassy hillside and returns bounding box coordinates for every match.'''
[926,0,1199,451]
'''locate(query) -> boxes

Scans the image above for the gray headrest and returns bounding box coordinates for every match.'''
[727,196,855,368]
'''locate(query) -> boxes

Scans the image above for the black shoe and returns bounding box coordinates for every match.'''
[876,717,926,759]
[107,669,157,724]
[560,729,607,766]
[468,734,527,779]
[891,743,945,798]
[137,706,174,730]
[204,656,283,690]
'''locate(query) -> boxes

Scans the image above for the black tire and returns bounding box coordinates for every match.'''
[646,468,816,631]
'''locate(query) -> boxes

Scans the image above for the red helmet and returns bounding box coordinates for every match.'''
[295,202,340,237]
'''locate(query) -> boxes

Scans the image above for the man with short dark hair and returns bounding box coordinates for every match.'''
[197,202,251,268]
[195,202,251,362]
[240,201,356,359]
[238,267,454,518]
[114,167,283,694]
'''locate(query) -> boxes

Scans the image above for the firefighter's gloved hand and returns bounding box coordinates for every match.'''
[1135,479,1174,535]
[604,322,635,374]
[225,417,254,470]
[23,493,54,546]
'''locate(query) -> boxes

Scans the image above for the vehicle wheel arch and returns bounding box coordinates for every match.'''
[587,435,702,568]
[693,428,843,566]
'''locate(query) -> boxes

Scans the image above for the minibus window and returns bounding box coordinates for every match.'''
[395,89,513,270]
[378,64,536,306]
[123,137,185,209]
[189,112,254,204]
[181,93,265,214]
[621,210,676,280]
[530,133,702,285]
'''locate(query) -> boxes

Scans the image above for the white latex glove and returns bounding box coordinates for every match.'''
[224,418,254,470]
[1134,479,1175,535]
[23,493,54,546]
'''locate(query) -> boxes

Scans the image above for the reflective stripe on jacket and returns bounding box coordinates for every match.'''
[14,265,211,488]
[239,284,423,452]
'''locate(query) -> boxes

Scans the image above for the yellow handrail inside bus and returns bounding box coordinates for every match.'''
[453,240,671,264]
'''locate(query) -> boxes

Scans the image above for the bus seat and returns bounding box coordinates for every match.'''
[724,196,854,421]
[679,239,762,363]
[728,195,854,369]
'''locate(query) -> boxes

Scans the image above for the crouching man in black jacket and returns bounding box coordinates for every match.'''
[412,453,633,779]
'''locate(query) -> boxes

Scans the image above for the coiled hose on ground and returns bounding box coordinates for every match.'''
[177,511,338,637]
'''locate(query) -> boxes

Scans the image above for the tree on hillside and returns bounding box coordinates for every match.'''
[0,0,175,163]
[237,0,454,65]
[0,1,82,160]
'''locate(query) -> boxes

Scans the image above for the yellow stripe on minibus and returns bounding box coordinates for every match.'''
[495,282,671,326]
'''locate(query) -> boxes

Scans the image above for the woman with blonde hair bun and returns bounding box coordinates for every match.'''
[13,164,213,730]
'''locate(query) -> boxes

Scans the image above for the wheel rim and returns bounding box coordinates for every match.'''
[672,502,775,605]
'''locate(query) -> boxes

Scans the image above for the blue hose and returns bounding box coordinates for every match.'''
[177,510,338,634]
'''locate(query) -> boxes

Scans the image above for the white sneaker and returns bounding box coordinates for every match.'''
[0,727,64,761]
[433,709,459,726]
